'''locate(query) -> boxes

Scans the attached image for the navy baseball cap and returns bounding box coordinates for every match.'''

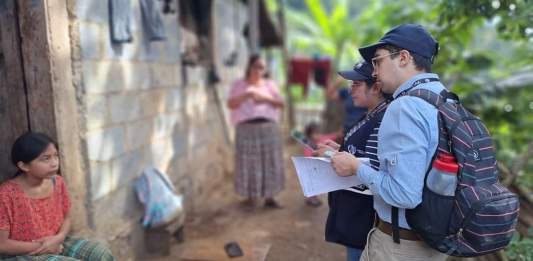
[338,61,373,81]
[358,24,439,63]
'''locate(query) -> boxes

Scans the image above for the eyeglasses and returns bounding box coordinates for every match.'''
[371,51,400,68]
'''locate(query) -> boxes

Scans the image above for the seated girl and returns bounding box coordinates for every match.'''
[0,132,115,260]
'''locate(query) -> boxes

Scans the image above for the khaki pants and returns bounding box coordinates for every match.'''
[360,228,448,261]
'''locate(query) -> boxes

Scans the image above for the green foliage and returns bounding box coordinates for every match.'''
[462,83,533,173]
[286,0,360,70]
[438,0,533,41]
[284,1,532,196]
[506,229,533,261]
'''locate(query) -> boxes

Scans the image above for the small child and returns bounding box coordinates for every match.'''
[0,132,115,260]
[302,123,338,207]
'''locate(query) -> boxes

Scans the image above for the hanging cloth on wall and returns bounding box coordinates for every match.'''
[140,0,167,41]
[109,0,133,43]
[288,57,313,95]
[313,58,331,88]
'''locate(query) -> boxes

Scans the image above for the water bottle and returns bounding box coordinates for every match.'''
[426,153,459,196]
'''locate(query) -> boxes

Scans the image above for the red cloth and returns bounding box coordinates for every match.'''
[288,57,332,95]
[313,58,331,88]
[0,175,71,241]
[288,58,313,94]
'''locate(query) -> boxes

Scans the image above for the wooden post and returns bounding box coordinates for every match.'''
[0,0,30,181]
[16,0,59,138]
[248,0,260,54]
[15,0,90,233]
[276,0,295,130]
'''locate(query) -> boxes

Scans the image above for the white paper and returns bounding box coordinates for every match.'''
[291,157,372,197]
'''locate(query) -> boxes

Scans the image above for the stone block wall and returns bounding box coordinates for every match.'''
[72,0,249,258]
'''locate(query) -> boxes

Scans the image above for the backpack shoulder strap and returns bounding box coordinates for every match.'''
[391,88,459,243]
[404,88,457,108]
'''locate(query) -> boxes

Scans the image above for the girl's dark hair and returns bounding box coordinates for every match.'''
[245,54,263,79]
[11,132,56,168]
[304,122,320,138]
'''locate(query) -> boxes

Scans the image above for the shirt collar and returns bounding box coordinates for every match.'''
[392,73,439,99]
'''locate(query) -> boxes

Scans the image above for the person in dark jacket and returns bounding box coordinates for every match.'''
[315,61,390,261]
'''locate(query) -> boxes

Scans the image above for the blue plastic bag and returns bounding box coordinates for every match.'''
[135,166,183,228]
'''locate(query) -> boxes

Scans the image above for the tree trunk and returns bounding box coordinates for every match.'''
[321,43,345,133]
[276,0,295,130]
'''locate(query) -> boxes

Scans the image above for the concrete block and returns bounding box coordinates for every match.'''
[170,133,187,163]
[111,148,146,188]
[185,88,209,120]
[187,126,199,149]
[76,0,109,24]
[148,139,173,173]
[83,61,150,93]
[138,40,163,62]
[86,126,127,161]
[89,160,114,201]
[82,61,122,94]
[150,64,178,88]
[131,63,152,90]
[92,184,144,238]
[109,94,141,123]
[164,88,182,112]
[153,113,178,141]
[85,94,109,130]
[125,119,153,150]
[139,90,165,117]
[161,13,181,64]
[184,67,206,87]
[79,22,101,60]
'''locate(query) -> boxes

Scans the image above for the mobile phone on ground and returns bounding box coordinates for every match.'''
[224,241,244,258]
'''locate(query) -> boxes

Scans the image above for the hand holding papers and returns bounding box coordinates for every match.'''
[291,157,371,197]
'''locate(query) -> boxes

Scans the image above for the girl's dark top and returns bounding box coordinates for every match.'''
[325,100,388,249]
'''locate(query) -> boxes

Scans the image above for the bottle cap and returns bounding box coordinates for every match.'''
[433,153,459,174]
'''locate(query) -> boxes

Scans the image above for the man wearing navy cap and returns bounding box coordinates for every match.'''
[330,24,448,260]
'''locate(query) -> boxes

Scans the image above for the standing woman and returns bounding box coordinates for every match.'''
[227,54,285,208]
[316,61,390,261]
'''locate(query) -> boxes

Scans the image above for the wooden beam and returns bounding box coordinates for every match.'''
[16,0,57,138]
[42,0,91,234]
[248,0,260,53]
[0,0,29,181]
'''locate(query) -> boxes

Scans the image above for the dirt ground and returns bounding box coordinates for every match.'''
[150,143,346,261]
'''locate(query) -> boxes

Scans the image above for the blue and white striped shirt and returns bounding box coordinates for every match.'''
[357,73,446,229]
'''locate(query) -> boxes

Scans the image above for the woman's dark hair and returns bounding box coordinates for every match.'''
[11,132,56,168]
[245,54,264,79]
[364,78,376,87]
[365,78,393,102]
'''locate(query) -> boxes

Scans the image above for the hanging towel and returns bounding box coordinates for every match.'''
[140,0,167,41]
[313,58,331,88]
[288,58,313,95]
[109,0,133,43]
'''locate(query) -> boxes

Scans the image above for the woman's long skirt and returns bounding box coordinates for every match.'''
[234,121,285,198]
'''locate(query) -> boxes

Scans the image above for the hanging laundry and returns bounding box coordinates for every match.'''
[313,58,331,88]
[288,57,313,96]
[140,0,167,41]
[109,0,133,43]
